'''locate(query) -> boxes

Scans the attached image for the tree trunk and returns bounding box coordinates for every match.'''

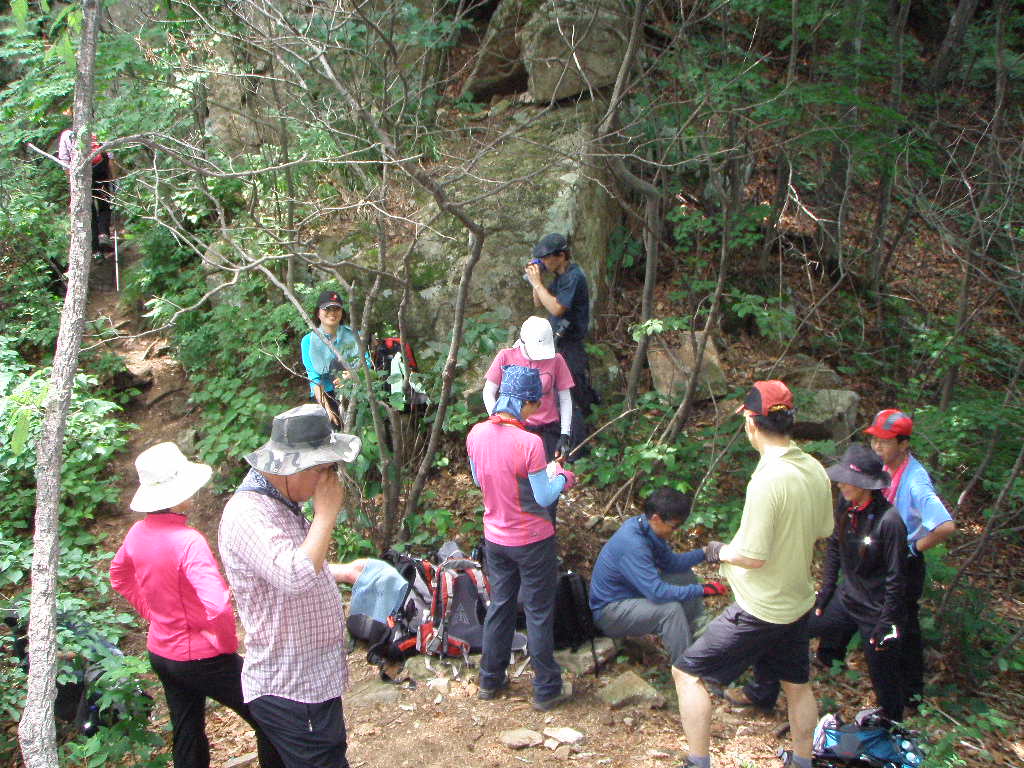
[868,0,910,294]
[926,0,980,93]
[624,195,663,408]
[938,0,1006,408]
[18,2,100,766]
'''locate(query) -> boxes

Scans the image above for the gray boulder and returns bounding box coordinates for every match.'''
[461,0,533,99]
[554,636,619,675]
[647,332,729,401]
[596,670,666,709]
[519,0,632,103]
[793,388,861,445]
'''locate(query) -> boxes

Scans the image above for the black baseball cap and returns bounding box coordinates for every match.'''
[317,290,343,310]
[532,233,568,259]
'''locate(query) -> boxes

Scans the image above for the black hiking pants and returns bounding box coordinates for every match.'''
[149,651,283,768]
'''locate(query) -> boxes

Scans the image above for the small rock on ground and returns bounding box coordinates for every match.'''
[500,728,544,749]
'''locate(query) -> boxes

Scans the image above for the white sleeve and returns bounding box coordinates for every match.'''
[557,388,573,434]
[482,379,499,415]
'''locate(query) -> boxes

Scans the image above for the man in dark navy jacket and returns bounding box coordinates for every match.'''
[524,233,598,449]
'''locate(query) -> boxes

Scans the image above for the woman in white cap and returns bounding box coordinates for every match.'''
[482,316,575,462]
[110,442,281,768]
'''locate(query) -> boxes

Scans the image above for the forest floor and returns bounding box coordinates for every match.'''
[80,247,1024,768]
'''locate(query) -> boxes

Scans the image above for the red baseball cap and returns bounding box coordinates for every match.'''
[736,380,794,416]
[864,409,913,439]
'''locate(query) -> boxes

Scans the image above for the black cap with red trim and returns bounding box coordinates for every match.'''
[317,290,343,310]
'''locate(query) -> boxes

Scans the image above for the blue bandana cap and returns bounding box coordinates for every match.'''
[499,365,542,401]
[493,365,542,420]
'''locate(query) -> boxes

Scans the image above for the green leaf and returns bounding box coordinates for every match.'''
[11,0,29,28]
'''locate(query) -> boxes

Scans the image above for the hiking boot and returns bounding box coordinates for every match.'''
[477,677,509,700]
[532,681,572,712]
[723,686,774,713]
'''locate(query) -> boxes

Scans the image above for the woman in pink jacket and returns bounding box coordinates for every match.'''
[110,442,281,768]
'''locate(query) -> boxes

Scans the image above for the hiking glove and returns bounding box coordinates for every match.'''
[869,623,900,650]
[555,434,572,462]
[814,588,835,615]
[704,540,725,564]
[701,581,728,598]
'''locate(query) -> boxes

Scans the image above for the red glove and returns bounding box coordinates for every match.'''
[702,581,728,597]
[559,468,576,490]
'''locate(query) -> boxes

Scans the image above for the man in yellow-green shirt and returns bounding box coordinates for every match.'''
[673,380,833,768]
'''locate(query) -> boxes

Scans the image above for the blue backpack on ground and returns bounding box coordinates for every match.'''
[812,709,923,768]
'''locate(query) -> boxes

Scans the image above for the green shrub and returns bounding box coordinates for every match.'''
[0,339,132,543]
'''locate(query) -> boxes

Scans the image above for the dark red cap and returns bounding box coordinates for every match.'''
[317,290,343,310]
[864,409,913,439]
[737,380,794,416]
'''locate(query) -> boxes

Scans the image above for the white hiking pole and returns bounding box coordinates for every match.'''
[113,224,120,292]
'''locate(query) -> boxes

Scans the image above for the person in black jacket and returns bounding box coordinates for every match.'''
[727,443,908,721]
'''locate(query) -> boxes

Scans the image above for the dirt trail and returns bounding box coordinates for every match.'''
[85,250,223,556]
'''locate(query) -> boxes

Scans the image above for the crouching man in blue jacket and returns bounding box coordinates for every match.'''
[589,487,727,679]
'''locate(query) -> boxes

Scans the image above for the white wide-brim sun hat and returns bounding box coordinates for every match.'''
[130,442,213,513]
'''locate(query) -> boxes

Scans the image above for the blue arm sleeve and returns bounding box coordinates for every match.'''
[624,543,704,603]
[528,469,566,508]
[469,458,479,487]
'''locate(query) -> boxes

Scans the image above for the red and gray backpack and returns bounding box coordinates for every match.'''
[416,553,490,660]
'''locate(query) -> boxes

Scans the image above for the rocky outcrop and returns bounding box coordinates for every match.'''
[461,0,535,99]
[352,102,618,344]
[793,388,861,445]
[519,0,631,102]
[647,332,729,401]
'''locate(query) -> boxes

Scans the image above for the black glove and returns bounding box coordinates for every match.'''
[701,581,728,598]
[869,623,900,651]
[704,540,725,565]
[555,434,572,461]
[814,588,834,615]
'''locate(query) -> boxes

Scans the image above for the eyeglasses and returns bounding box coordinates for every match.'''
[320,306,343,313]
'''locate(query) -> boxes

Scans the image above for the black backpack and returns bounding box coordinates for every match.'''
[552,570,598,650]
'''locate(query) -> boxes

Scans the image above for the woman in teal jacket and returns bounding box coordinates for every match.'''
[301,289,361,426]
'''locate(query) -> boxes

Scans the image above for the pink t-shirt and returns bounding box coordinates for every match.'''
[484,347,574,427]
[110,513,238,661]
[466,420,555,547]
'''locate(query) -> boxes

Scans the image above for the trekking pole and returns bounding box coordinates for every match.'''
[113,226,120,292]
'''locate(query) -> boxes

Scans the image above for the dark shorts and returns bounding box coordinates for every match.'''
[673,602,812,686]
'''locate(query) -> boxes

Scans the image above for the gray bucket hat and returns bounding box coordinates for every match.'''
[245,404,361,476]
[826,443,891,490]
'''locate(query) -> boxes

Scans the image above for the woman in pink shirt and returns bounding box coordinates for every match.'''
[110,442,281,768]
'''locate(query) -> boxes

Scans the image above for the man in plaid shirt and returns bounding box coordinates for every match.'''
[220,404,361,768]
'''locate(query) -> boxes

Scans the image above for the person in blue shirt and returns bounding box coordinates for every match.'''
[524,233,599,453]
[301,290,362,427]
[589,487,726,713]
[862,409,955,705]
